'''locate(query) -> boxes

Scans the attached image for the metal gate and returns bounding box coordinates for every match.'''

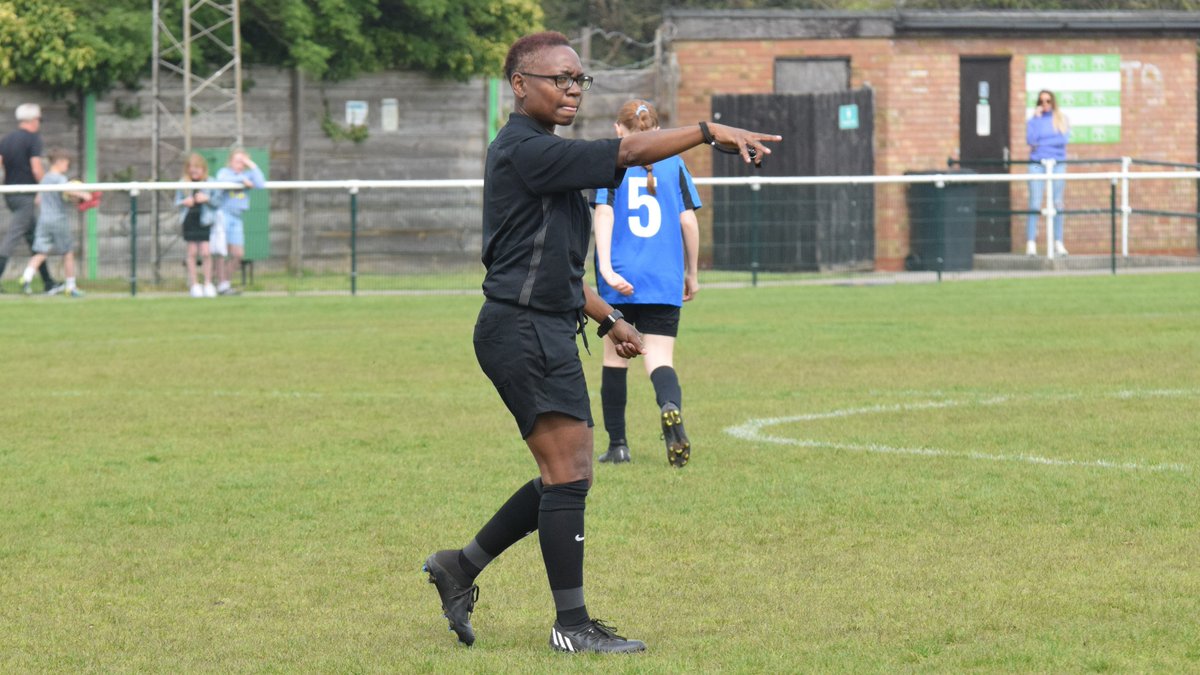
[711,88,875,272]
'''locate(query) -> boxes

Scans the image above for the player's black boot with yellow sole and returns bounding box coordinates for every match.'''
[661,403,690,468]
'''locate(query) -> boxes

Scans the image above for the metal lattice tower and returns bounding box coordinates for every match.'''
[150,0,243,278]
[152,0,243,167]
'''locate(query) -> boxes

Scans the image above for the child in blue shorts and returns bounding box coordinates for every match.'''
[214,148,265,295]
[20,148,90,297]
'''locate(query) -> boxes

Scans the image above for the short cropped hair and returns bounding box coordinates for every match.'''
[16,103,41,121]
[47,147,71,165]
[503,32,571,82]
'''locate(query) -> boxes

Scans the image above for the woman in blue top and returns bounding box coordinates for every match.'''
[593,99,701,468]
[1025,89,1070,257]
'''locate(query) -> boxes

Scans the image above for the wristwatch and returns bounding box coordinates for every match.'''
[597,309,625,338]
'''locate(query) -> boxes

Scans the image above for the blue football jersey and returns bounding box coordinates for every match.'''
[594,155,701,306]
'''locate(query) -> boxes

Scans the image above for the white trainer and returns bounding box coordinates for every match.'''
[190,284,203,298]
[1025,240,1037,256]
[1054,241,1069,256]
[203,283,217,298]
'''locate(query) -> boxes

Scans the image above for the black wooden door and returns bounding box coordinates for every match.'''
[711,89,874,272]
[959,57,1012,253]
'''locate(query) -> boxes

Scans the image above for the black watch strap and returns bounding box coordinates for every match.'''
[597,309,624,338]
[701,120,755,159]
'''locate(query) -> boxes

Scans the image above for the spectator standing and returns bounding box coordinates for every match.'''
[19,148,90,297]
[174,153,222,298]
[1026,89,1070,257]
[593,99,701,467]
[0,103,56,291]
[214,148,265,295]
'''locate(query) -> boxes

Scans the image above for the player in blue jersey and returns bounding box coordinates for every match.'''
[593,99,700,468]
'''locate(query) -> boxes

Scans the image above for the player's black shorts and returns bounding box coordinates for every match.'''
[474,300,593,439]
[610,303,681,338]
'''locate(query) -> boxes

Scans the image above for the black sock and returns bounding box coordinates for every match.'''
[459,477,543,581]
[650,365,682,409]
[601,366,628,444]
[539,479,590,627]
[0,256,7,279]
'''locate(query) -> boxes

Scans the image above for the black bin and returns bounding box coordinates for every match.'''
[905,170,977,272]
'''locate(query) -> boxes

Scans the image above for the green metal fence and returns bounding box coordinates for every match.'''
[1,169,1197,297]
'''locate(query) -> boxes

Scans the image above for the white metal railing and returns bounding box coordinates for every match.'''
[3,167,1198,195]
[2,166,1195,295]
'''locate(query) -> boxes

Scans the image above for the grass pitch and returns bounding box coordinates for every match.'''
[1,274,1198,673]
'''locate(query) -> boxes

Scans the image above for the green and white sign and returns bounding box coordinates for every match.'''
[1026,54,1121,144]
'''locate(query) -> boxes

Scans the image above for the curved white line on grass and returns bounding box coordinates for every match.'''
[726,392,1192,472]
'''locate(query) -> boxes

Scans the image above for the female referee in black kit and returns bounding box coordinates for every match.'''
[422,31,781,654]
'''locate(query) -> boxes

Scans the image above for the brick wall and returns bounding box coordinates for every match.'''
[673,35,1198,269]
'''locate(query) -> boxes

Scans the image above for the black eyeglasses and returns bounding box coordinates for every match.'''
[1038,98,1052,104]
[518,72,593,91]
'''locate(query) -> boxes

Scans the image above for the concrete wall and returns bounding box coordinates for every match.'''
[0,65,655,278]
[0,65,659,182]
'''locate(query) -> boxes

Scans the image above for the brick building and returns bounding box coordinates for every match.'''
[665,10,1200,270]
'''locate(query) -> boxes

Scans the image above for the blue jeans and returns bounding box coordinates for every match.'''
[1027,162,1065,242]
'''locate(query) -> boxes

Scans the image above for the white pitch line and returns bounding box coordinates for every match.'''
[725,394,1191,473]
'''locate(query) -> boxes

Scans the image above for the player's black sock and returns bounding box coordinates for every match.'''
[539,479,590,628]
[601,366,628,444]
[459,477,543,581]
[650,365,682,409]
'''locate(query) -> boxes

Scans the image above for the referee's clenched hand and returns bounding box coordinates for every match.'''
[608,320,645,359]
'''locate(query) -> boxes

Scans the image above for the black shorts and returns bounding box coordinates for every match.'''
[610,303,681,338]
[474,300,592,439]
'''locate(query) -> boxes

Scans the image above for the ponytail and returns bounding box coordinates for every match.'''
[643,164,656,196]
[616,99,661,196]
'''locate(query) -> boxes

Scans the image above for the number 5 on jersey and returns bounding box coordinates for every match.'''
[626,176,661,238]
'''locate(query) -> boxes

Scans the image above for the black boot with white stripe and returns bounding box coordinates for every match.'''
[549,619,646,653]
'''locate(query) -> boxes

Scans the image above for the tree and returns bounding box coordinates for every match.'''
[1,0,543,93]
[67,1,155,92]
[0,1,101,88]
[243,0,543,81]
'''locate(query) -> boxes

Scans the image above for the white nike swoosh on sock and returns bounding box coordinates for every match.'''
[574,534,584,541]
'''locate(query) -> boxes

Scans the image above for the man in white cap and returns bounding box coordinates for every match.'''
[0,103,58,292]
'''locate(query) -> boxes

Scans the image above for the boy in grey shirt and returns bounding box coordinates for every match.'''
[20,148,88,296]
